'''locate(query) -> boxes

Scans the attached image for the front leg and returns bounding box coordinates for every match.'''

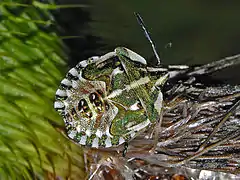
[149,91,164,154]
[147,74,169,153]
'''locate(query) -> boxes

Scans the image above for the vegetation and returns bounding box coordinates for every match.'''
[0,1,85,179]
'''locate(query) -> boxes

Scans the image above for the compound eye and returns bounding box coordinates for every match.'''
[89,92,104,113]
[78,99,92,118]
[78,99,88,112]
[89,92,97,102]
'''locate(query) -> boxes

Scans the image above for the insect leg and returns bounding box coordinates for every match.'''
[150,108,164,154]
[76,51,116,70]
[122,142,129,157]
[95,51,116,65]
[149,90,164,154]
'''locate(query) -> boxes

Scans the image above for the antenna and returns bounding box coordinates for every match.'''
[134,12,161,65]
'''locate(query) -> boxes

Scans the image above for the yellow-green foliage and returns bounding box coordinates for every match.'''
[0,1,85,179]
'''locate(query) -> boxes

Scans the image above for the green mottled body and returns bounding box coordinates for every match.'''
[54,47,168,148]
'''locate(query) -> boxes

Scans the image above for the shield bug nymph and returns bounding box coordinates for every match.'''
[54,47,168,148]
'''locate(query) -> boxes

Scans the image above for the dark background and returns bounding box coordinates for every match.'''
[56,0,240,84]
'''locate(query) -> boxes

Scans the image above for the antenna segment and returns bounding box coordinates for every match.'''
[134,12,161,65]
